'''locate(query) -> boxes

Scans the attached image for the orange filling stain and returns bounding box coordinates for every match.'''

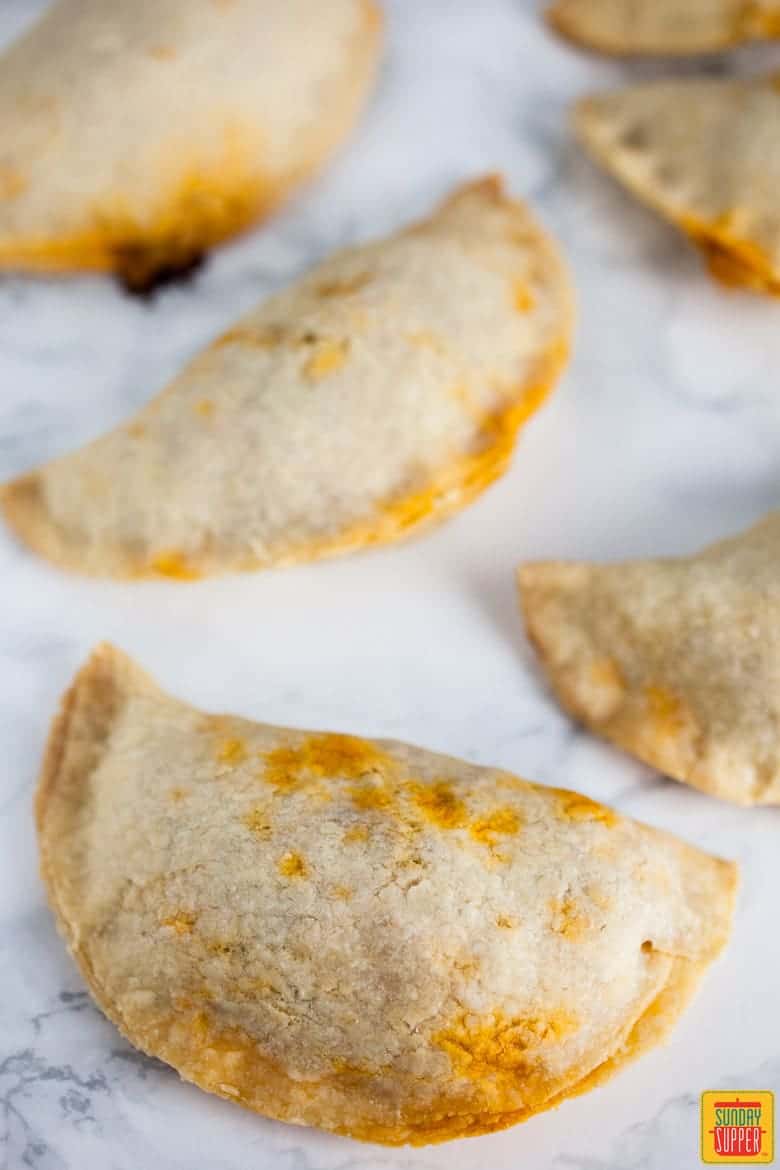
[149,550,201,581]
[348,782,393,811]
[260,741,529,865]
[195,398,215,419]
[262,734,392,791]
[435,1008,579,1080]
[678,211,780,295]
[278,851,308,878]
[169,786,189,802]
[553,789,617,827]
[217,737,247,766]
[589,657,624,692]
[407,780,468,830]
[645,684,688,737]
[469,807,521,850]
[160,911,197,936]
[740,2,780,37]
[341,769,523,862]
[495,914,518,930]
[549,895,590,941]
[303,339,350,381]
[512,280,536,312]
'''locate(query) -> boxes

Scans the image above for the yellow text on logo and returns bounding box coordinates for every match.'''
[701,1091,774,1164]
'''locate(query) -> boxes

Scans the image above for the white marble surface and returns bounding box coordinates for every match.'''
[1,2,779,1167]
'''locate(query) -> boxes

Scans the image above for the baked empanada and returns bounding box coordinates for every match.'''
[520,512,780,805]
[0,0,382,289]
[547,0,780,55]
[1,178,572,579]
[575,75,780,295]
[37,644,736,1145]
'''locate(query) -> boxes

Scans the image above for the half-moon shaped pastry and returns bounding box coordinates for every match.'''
[0,0,382,289]
[37,644,736,1145]
[1,178,573,579]
[547,0,780,55]
[575,75,780,295]
[520,512,780,806]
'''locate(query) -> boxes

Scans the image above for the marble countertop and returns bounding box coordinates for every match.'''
[1,2,779,1168]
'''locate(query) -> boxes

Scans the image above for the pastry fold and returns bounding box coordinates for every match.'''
[37,644,736,1145]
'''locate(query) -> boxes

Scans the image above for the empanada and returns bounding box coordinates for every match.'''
[575,75,780,295]
[547,0,780,55]
[520,512,780,805]
[0,0,382,289]
[37,644,736,1145]
[1,178,572,579]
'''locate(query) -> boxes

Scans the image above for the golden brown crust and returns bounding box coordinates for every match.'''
[36,646,737,1145]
